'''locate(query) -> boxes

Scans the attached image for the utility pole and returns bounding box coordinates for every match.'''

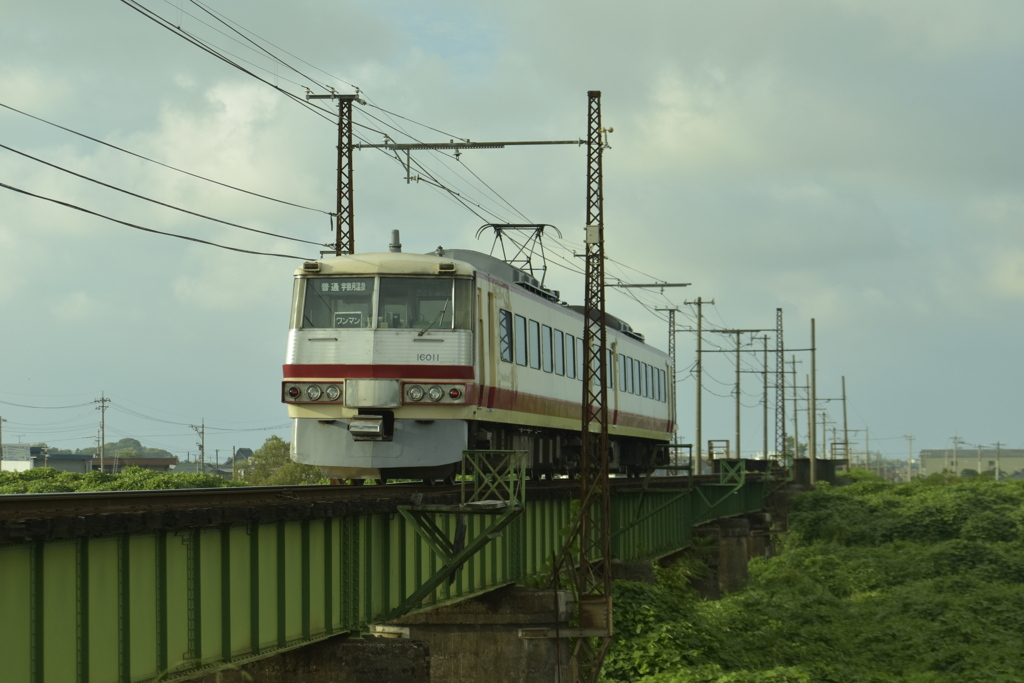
[0,415,6,469]
[806,375,813,476]
[809,319,817,484]
[950,435,964,477]
[655,307,679,453]
[788,356,802,463]
[307,91,363,256]
[685,298,714,474]
[993,441,1004,481]
[976,444,983,478]
[191,420,206,471]
[753,334,770,459]
[865,425,871,475]
[904,434,914,481]
[821,411,828,460]
[706,329,771,460]
[775,308,786,466]
[95,393,110,473]
[841,376,849,464]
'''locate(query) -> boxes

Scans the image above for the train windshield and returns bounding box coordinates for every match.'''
[302,277,375,328]
[299,276,472,330]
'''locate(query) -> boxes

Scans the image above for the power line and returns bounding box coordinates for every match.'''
[0,181,312,260]
[120,0,339,125]
[0,101,330,215]
[0,143,330,248]
[0,399,96,409]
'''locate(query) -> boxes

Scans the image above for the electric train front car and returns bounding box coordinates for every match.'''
[282,249,475,483]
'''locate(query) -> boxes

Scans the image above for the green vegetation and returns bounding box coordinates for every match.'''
[0,466,243,493]
[0,436,325,492]
[79,437,176,460]
[602,470,1024,683]
[239,435,324,485]
[27,437,177,460]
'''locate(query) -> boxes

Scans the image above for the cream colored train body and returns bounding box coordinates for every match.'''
[283,247,674,481]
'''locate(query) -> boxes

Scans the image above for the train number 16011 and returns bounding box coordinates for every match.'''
[416,353,441,362]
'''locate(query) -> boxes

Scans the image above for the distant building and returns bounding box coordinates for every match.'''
[920,448,1024,478]
[1,446,93,473]
[233,448,253,462]
[0,444,32,471]
[171,461,233,480]
[92,456,177,474]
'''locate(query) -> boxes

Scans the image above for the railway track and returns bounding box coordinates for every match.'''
[0,475,719,536]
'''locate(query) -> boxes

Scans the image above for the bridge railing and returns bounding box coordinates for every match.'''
[0,471,766,683]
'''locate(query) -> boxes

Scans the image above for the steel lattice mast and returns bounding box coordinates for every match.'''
[775,308,786,462]
[570,89,614,682]
[307,92,358,255]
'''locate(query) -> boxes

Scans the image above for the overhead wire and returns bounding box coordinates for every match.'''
[0,181,313,260]
[0,398,96,409]
[0,102,330,215]
[119,0,338,125]
[0,143,330,248]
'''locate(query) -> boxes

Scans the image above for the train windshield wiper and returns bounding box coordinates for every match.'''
[418,298,451,337]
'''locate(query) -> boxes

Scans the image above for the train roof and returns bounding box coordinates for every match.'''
[296,252,476,277]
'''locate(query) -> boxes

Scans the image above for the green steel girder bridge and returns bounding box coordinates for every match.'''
[0,457,767,683]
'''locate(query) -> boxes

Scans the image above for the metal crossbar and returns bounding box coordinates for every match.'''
[461,450,528,507]
[390,450,527,617]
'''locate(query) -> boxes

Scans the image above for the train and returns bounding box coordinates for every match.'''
[282,232,675,483]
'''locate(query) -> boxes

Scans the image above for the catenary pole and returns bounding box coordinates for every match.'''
[809,320,817,484]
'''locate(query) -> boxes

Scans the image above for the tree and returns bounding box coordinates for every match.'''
[243,435,323,485]
[783,436,807,458]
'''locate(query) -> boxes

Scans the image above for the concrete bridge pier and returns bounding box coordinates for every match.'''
[191,634,430,683]
[717,517,751,593]
[389,586,573,683]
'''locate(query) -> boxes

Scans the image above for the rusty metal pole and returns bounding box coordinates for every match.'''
[308,92,358,255]
[571,89,613,683]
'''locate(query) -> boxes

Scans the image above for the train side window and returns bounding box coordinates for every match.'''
[618,354,626,392]
[625,356,633,394]
[554,330,565,376]
[633,359,640,395]
[514,315,528,366]
[498,309,513,363]
[528,320,541,370]
[577,337,584,380]
[542,325,553,373]
[565,334,576,379]
[641,362,648,397]
[661,368,667,402]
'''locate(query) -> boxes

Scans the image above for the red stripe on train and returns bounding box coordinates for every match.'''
[283,364,475,380]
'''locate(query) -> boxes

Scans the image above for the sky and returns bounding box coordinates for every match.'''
[1,0,1022,466]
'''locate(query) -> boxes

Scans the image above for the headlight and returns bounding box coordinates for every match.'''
[407,385,425,401]
[427,385,444,402]
[324,384,341,401]
[306,384,323,400]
